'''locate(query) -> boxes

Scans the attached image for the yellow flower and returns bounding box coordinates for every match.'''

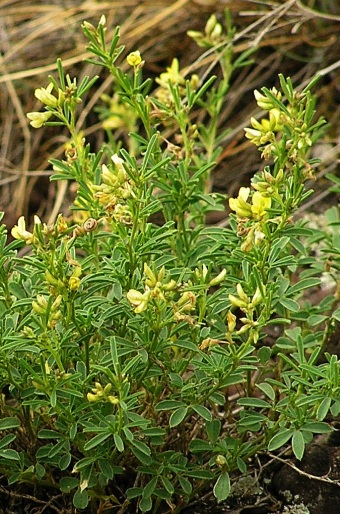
[251,192,271,218]
[156,58,185,89]
[111,154,126,174]
[32,294,48,314]
[127,289,150,313]
[34,83,58,108]
[199,337,220,350]
[11,215,40,243]
[254,88,281,110]
[177,291,196,312]
[229,187,252,218]
[227,310,236,333]
[209,268,227,287]
[27,111,52,128]
[69,276,81,291]
[126,51,142,67]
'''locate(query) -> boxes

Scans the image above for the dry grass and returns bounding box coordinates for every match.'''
[0,0,339,229]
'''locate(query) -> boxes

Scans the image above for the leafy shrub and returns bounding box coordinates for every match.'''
[0,13,339,513]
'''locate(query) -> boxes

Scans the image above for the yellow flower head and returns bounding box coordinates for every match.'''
[251,192,271,219]
[69,276,81,291]
[127,289,151,313]
[254,87,281,110]
[34,83,58,108]
[156,58,185,89]
[126,51,142,67]
[11,215,41,244]
[27,111,52,128]
[229,187,252,218]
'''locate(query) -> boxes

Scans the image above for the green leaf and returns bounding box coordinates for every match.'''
[237,457,247,473]
[169,407,188,428]
[35,463,45,479]
[192,404,212,421]
[73,489,89,510]
[59,453,71,471]
[59,477,79,493]
[131,447,152,465]
[268,428,294,451]
[189,439,212,452]
[155,400,186,411]
[179,476,192,495]
[238,398,271,409]
[139,496,152,512]
[0,434,16,450]
[258,346,271,364]
[213,472,230,502]
[317,398,332,421]
[0,417,20,430]
[114,433,124,452]
[292,430,305,460]
[161,476,174,494]
[302,422,332,434]
[143,476,158,499]
[131,440,151,456]
[185,470,214,480]
[287,277,321,296]
[279,298,300,312]
[83,432,111,451]
[205,419,221,444]
[127,487,144,499]
[256,383,275,402]
[98,460,114,480]
[38,429,63,439]
[332,307,340,322]
[0,449,19,460]
[307,314,328,326]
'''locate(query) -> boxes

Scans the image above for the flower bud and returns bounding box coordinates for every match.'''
[227,311,236,333]
[216,455,227,468]
[126,51,142,67]
[162,279,177,291]
[51,295,62,311]
[209,268,226,287]
[104,383,112,394]
[108,395,119,405]
[228,294,247,309]
[69,276,81,291]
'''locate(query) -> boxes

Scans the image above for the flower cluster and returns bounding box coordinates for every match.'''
[229,186,273,251]
[187,14,225,48]
[100,93,137,131]
[11,214,69,246]
[87,382,119,405]
[32,293,63,328]
[93,154,134,222]
[244,88,284,160]
[245,87,314,165]
[229,187,271,220]
[226,284,264,343]
[155,58,199,107]
[127,263,177,314]
[27,82,64,128]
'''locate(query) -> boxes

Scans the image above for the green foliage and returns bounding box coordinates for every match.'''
[1,12,339,513]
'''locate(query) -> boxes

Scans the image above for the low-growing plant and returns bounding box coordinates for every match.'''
[0,13,339,513]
